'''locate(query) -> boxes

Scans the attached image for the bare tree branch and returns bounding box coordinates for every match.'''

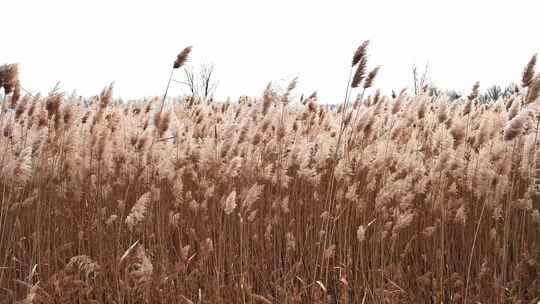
[183,65,199,97]
[199,63,218,101]
[177,63,218,101]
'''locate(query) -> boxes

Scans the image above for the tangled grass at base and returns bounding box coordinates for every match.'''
[1,55,540,303]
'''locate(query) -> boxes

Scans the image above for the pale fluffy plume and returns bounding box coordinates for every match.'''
[526,76,540,105]
[357,225,367,242]
[242,184,264,210]
[125,192,152,230]
[504,109,531,141]
[508,98,521,120]
[522,53,537,88]
[357,219,375,242]
[285,232,296,251]
[66,255,100,279]
[455,206,467,225]
[13,146,33,184]
[0,63,19,95]
[224,190,237,215]
[450,118,466,148]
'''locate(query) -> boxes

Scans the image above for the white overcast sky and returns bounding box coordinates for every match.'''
[2,0,539,103]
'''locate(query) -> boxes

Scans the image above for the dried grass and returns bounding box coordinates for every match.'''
[1,55,540,303]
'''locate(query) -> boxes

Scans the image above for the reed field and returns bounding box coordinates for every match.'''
[1,46,540,303]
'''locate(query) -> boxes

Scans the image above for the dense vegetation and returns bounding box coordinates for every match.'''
[1,49,540,303]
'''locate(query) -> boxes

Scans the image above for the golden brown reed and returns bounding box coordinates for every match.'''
[174,46,193,69]
[351,57,367,88]
[1,54,540,304]
[351,40,369,67]
[522,53,537,88]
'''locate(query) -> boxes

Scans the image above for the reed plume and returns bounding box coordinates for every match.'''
[174,46,193,69]
[468,81,480,101]
[522,53,537,88]
[351,40,369,67]
[504,110,530,140]
[0,63,19,94]
[2,48,540,304]
[363,66,380,89]
[351,57,367,88]
[160,46,193,115]
[526,76,540,104]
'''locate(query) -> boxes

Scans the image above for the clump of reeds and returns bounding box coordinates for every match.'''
[0,63,19,95]
[1,51,540,304]
[0,64,21,108]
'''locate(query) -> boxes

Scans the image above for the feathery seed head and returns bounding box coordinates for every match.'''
[522,53,537,88]
[525,76,540,105]
[0,63,19,94]
[351,57,367,88]
[351,40,369,67]
[224,190,237,215]
[467,81,480,101]
[174,46,192,69]
[363,66,380,89]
